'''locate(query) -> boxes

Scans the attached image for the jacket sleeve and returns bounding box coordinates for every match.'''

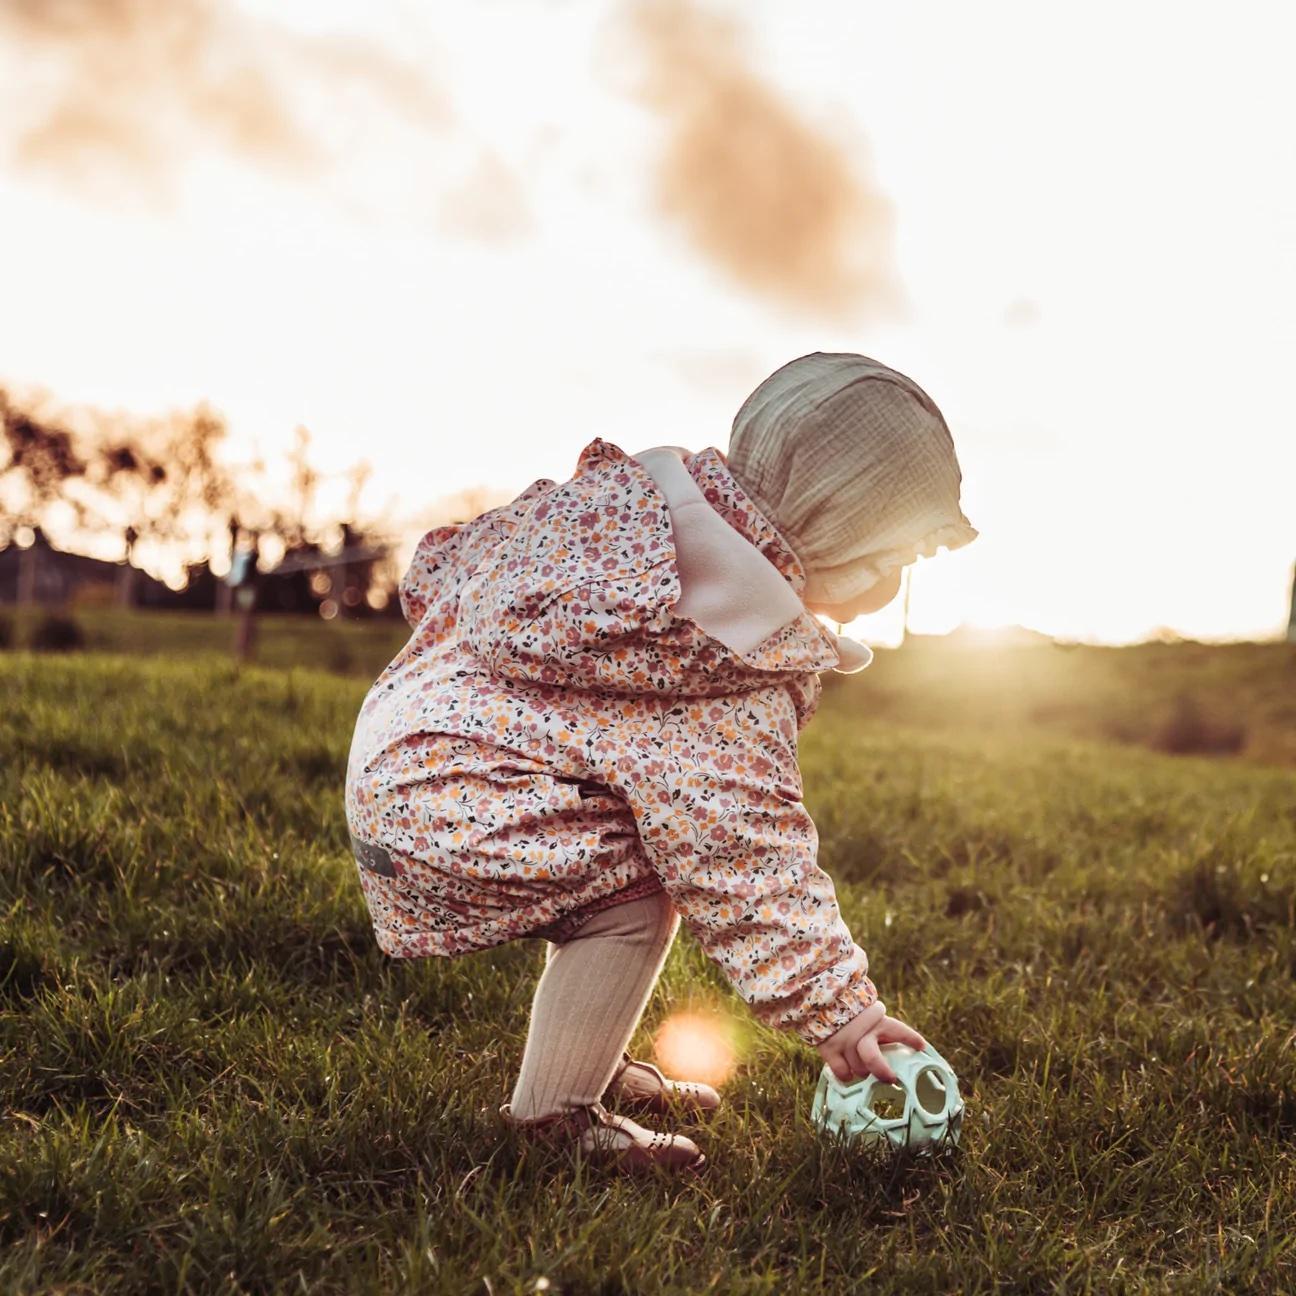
[616,685,879,1046]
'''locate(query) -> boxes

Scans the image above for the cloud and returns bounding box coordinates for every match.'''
[606,0,903,320]
[0,0,451,193]
[437,149,533,243]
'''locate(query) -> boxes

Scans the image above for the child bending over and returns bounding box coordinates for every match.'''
[345,351,977,1173]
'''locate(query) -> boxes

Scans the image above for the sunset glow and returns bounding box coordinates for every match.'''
[1,1,1292,643]
[654,1010,740,1089]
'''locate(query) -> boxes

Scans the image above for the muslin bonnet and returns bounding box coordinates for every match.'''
[725,351,978,608]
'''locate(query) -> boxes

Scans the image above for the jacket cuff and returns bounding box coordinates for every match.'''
[792,971,881,1047]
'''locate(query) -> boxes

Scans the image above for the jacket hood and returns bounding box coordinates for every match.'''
[398,438,871,700]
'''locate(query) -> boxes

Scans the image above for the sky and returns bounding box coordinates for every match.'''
[0,0,1293,644]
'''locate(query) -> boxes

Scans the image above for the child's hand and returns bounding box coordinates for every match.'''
[816,1001,927,1085]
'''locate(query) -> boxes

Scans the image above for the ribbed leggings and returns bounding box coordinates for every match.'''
[508,890,680,1121]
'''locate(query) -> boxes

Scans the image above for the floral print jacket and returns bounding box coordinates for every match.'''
[344,437,879,1045]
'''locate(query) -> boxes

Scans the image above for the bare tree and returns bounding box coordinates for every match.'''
[0,388,90,604]
[81,402,234,606]
[1,384,398,617]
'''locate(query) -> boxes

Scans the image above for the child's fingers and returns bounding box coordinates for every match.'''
[824,1050,853,1083]
[878,1018,927,1052]
[854,1032,898,1085]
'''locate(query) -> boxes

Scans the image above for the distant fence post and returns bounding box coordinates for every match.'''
[1288,561,1296,645]
[16,543,37,607]
[117,526,138,609]
[217,514,238,616]
[233,585,258,663]
[227,536,260,665]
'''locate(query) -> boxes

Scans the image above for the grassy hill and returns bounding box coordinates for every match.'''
[0,607,410,678]
[830,637,1296,767]
[5,607,1295,764]
[2,638,1295,1292]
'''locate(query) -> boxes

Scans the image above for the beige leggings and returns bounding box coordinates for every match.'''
[508,889,680,1121]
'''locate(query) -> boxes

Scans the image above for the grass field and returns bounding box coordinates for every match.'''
[3,628,1296,1292]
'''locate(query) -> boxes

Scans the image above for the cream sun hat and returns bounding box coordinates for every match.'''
[725,351,978,608]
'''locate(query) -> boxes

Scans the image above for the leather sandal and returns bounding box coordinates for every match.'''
[602,1051,723,1116]
[499,1099,707,1174]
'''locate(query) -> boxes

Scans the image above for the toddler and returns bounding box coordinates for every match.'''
[344,351,977,1173]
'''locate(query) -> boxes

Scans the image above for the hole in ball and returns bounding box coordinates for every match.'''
[915,1066,947,1115]
[865,1083,906,1119]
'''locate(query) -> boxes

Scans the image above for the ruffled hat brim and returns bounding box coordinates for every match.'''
[800,517,980,608]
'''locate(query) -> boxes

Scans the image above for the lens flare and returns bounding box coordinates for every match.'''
[653,1010,738,1088]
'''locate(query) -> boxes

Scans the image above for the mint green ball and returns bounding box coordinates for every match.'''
[811,1042,964,1152]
